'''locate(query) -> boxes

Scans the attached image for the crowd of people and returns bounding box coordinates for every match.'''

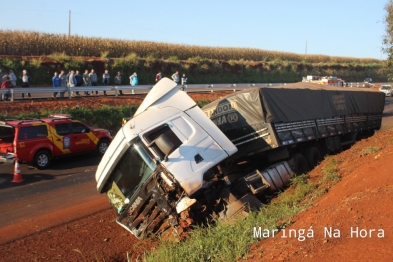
[1,68,188,101]
[0,69,30,101]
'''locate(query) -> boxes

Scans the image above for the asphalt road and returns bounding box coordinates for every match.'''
[0,154,108,244]
[1,96,393,244]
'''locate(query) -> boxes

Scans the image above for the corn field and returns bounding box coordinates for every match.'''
[0,30,382,64]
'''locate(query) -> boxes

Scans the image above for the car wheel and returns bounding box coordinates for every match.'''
[96,138,110,155]
[34,149,51,170]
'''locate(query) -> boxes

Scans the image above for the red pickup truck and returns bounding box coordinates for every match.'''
[0,114,112,169]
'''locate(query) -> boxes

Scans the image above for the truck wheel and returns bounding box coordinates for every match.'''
[34,149,51,170]
[96,138,110,155]
[304,147,322,169]
[289,153,309,175]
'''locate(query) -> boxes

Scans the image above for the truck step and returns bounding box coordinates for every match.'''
[220,193,263,221]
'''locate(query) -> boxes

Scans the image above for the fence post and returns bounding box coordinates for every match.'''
[10,88,14,102]
[131,89,135,94]
[67,86,72,99]
[114,86,118,97]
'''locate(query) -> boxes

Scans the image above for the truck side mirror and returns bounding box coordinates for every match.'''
[148,134,175,161]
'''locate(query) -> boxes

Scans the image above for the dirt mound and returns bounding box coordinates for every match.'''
[244,129,393,261]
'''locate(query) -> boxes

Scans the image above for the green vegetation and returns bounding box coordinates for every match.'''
[0,30,388,86]
[382,0,393,81]
[0,30,382,63]
[0,105,139,134]
[143,158,340,262]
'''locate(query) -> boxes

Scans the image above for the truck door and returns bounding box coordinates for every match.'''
[70,121,93,152]
[142,112,231,195]
[16,125,49,161]
[52,123,72,155]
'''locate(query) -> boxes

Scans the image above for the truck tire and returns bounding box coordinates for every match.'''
[34,149,51,170]
[289,153,309,175]
[304,147,322,169]
[96,138,110,155]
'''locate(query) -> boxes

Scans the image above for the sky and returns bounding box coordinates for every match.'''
[1,0,389,60]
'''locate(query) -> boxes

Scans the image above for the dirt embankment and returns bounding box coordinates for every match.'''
[0,92,231,116]
[243,129,393,261]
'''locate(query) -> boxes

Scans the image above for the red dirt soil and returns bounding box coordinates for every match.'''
[242,129,393,261]
[1,90,392,261]
[0,92,230,116]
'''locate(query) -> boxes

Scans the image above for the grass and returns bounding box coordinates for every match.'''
[361,146,380,156]
[143,158,340,262]
[48,52,70,63]
[0,104,139,135]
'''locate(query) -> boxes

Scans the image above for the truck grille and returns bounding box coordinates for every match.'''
[117,192,173,239]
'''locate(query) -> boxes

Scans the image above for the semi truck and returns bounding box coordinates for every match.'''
[95,78,385,239]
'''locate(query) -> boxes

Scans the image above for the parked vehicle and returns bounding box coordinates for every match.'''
[0,114,112,169]
[95,78,385,239]
[379,85,392,96]
[302,75,345,86]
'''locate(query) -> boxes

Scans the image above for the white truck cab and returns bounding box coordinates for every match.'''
[95,78,237,238]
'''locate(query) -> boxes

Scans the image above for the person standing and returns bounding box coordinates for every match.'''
[181,73,188,91]
[114,71,123,95]
[74,70,83,96]
[9,70,17,87]
[58,70,67,98]
[89,69,98,95]
[83,69,91,96]
[181,74,187,85]
[171,71,179,84]
[130,72,138,86]
[52,72,61,98]
[1,75,12,101]
[68,70,77,89]
[102,70,110,95]
[0,69,3,85]
[21,70,31,99]
[155,71,162,82]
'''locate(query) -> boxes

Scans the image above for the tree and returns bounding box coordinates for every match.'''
[383,0,393,80]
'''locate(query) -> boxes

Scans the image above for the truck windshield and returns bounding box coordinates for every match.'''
[106,139,157,202]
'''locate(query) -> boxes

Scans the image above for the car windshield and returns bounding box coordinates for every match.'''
[381,86,391,90]
[104,139,157,211]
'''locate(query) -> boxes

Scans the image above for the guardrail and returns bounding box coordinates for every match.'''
[0,83,276,101]
[0,82,379,102]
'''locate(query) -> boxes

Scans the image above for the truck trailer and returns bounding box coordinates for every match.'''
[95,78,385,239]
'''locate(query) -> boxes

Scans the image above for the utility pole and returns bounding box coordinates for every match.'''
[68,10,71,37]
[305,41,307,60]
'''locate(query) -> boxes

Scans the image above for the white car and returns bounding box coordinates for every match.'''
[379,85,392,96]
